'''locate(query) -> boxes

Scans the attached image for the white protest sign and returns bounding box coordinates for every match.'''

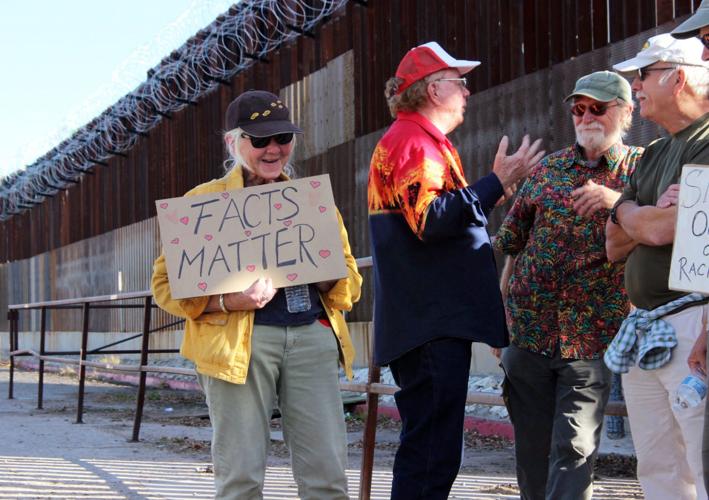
[155,174,348,299]
[669,164,709,294]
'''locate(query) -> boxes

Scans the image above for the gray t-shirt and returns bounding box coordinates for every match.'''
[618,113,709,310]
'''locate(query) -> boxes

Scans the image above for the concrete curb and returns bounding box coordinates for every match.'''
[353,403,515,440]
[15,359,202,391]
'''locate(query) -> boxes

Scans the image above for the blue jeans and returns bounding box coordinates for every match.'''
[389,337,472,500]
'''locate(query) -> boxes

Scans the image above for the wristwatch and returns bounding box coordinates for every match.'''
[610,205,620,225]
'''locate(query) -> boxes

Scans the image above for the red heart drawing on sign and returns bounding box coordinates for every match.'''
[274,203,282,209]
[283,220,293,227]
[197,282,208,291]
[165,210,178,224]
[246,265,256,272]
[318,206,327,213]
[180,217,189,225]
[221,192,229,199]
[310,180,321,188]
[245,230,252,237]
[159,202,168,209]
[287,273,298,281]
[204,234,213,241]
[170,238,180,244]
[319,249,331,258]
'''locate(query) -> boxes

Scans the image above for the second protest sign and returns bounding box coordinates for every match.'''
[669,164,709,294]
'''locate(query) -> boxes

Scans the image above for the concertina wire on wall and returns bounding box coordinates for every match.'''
[0,0,349,221]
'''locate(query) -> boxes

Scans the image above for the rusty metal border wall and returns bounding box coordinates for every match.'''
[0,0,702,326]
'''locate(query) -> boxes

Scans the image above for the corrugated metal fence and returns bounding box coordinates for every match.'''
[0,0,701,331]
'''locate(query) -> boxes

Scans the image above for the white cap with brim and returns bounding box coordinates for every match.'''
[672,0,709,39]
[613,33,707,72]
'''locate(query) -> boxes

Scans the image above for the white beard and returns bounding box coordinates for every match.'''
[575,123,621,153]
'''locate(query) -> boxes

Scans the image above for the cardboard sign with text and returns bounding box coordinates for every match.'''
[669,164,709,294]
[155,174,347,299]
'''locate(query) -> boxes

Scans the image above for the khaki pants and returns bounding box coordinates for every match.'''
[623,304,708,500]
[198,321,348,500]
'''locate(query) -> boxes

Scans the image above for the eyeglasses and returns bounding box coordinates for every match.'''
[433,77,468,88]
[570,102,619,117]
[700,33,709,50]
[241,133,294,148]
[637,66,677,81]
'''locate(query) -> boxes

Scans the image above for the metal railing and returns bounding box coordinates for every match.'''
[5,255,626,500]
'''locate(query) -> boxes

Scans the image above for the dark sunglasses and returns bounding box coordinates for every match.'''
[701,33,709,51]
[241,133,293,148]
[570,102,619,117]
[637,66,677,81]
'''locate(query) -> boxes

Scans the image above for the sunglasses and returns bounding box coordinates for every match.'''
[701,33,709,51]
[636,66,677,81]
[241,133,293,148]
[570,102,619,117]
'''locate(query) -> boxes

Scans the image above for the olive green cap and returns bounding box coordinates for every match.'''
[563,71,632,104]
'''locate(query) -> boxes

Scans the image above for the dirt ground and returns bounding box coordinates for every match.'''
[149,395,636,480]
[0,363,640,498]
[20,366,522,476]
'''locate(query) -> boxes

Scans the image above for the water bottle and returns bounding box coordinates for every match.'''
[284,284,311,313]
[673,370,708,410]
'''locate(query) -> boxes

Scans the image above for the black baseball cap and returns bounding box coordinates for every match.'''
[225,90,303,137]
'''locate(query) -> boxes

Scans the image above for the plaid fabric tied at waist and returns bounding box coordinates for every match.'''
[604,293,707,374]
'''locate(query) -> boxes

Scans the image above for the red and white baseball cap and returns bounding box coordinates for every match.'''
[395,41,480,95]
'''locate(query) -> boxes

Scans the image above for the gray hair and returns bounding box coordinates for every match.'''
[617,99,634,137]
[222,127,297,178]
[683,65,709,98]
[658,65,709,98]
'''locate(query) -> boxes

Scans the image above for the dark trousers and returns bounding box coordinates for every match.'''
[389,337,472,500]
[502,344,611,500]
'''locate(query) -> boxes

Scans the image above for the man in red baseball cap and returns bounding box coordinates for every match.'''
[368,41,544,499]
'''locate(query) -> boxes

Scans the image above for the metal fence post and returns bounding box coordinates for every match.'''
[8,309,18,399]
[131,296,153,442]
[76,302,90,424]
[37,306,46,409]
[359,320,380,500]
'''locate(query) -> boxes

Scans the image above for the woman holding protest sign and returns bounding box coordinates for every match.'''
[151,90,362,500]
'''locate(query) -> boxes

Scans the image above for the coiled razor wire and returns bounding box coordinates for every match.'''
[0,0,349,221]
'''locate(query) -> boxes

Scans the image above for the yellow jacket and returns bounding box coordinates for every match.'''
[151,166,362,384]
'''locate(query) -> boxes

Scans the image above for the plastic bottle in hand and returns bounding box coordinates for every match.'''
[673,369,708,410]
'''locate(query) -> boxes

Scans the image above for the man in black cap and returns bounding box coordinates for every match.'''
[672,0,709,61]
[672,4,709,493]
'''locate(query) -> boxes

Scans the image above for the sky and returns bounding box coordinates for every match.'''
[0,0,237,179]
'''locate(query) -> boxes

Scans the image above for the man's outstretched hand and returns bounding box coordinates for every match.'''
[492,135,545,191]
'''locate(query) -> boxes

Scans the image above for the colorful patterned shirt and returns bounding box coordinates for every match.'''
[494,143,643,359]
